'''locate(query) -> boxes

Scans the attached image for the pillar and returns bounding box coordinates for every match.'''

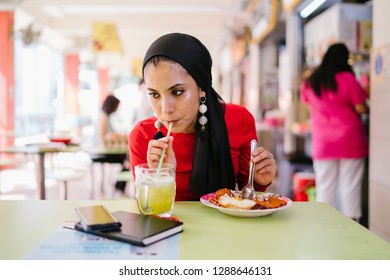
[64,53,80,115]
[98,68,109,106]
[0,11,15,150]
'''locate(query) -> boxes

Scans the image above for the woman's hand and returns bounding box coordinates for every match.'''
[252,147,277,187]
[147,136,176,167]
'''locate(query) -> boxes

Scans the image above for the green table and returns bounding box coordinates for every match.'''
[0,200,389,259]
[0,144,81,199]
[85,146,128,198]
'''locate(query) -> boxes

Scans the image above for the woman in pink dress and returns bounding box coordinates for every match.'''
[300,43,368,222]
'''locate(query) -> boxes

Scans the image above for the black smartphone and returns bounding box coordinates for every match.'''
[75,205,122,231]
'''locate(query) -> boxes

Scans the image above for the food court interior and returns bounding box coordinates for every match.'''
[1,0,389,242]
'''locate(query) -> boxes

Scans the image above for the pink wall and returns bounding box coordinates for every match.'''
[64,54,80,115]
[98,68,110,107]
[0,11,15,149]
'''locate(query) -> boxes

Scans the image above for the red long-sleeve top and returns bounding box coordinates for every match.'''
[129,103,267,201]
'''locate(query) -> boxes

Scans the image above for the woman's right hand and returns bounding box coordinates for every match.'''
[147,136,176,167]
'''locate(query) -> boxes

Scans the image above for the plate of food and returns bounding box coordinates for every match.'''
[48,135,72,145]
[200,188,292,217]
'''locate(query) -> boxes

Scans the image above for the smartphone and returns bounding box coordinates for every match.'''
[75,205,122,231]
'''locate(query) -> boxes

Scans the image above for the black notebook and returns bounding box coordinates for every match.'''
[74,211,183,247]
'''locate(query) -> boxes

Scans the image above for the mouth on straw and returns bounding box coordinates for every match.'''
[157,121,173,172]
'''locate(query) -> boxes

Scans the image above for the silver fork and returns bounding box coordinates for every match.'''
[239,139,257,200]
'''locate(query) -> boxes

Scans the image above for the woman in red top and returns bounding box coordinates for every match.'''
[129,33,277,201]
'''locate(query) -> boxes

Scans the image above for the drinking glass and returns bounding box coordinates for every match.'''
[134,163,176,217]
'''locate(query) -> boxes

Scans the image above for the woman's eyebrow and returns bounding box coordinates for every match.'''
[147,83,185,92]
[146,87,157,92]
[167,83,185,90]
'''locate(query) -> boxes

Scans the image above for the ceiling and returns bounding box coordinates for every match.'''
[10,0,247,76]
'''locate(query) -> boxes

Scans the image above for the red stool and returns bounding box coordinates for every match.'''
[293,172,316,201]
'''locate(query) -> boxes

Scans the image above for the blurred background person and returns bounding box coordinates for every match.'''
[300,42,369,222]
[98,94,127,146]
[97,94,129,194]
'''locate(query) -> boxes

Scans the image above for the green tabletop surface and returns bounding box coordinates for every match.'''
[85,146,128,155]
[0,144,81,154]
[0,200,389,260]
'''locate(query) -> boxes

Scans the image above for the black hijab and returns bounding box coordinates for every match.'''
[142,33,236,195]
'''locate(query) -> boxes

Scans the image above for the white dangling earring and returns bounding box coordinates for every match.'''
[153,119,164,139]
[199,95,208,132]
[154,119,162,130]
[154,112,162,130]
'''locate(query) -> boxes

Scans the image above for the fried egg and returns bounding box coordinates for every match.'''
[218,194,256,210]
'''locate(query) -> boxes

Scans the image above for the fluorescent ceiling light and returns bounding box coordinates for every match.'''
[300,0,327,18]
[42,5,65,18]
[0,0,23,10]
[62,5,223,15]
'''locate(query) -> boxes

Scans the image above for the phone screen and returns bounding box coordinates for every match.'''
[75,205,120,227]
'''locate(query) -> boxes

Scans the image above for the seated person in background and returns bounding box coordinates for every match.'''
[98,94,128,147]
[98,94,129,194]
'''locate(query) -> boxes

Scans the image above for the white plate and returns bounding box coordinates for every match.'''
[200,192,292,218]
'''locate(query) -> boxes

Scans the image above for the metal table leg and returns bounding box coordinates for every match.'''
[36,153,46,200]
[100,163,105,195]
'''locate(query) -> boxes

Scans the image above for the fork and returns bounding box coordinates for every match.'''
[239,139,257,200]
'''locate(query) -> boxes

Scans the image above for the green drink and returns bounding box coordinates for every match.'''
[135,163,176,217]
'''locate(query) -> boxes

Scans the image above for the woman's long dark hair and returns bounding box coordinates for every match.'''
[308,43,354,97]
[142,33,236,195]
